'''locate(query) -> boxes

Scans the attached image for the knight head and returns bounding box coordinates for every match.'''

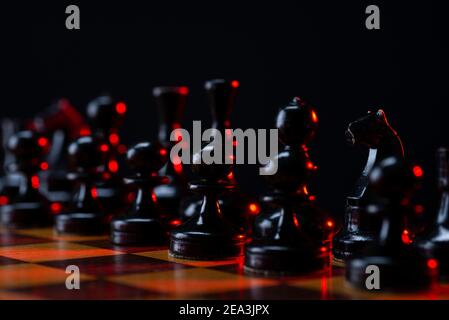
[345,109,397,148]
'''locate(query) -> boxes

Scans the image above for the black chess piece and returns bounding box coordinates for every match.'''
[180,79,254,232]
[0,131,51,228]
[346,156,432,290]
[333,110,405,261]
[32,98,88,212]
[0,118,21,206]
[170,145,246,260]
[416,148,449,279]
[55,136,107,234]
[111,142,169,245]
[256,98,333,245]
[152,86,188,220]
[86,95,128,216]
[244,97,329,276]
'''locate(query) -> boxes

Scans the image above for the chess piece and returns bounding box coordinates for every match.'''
[111,142,169,245]
[87,95,127,215]
[244,97,329,275]
[170,145,246,260]
[0,118,21,206]
[346,156,431,290]
[31,98,87,211]
[152,86,188,219]
[333,110,405,261]
[0,131,51,228]
[55,136,107,234]
[180,79,253,232]
[416,148,449,279]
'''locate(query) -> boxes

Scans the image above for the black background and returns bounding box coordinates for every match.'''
[0,0,448,221]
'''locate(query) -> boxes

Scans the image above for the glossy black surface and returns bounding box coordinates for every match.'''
[416,148,449,279]
[33,99,86,207]
[0,118,21,202]
[170,144,245,260]
[86,94,128,216]
[55,136,107,234]
[152,86,188,218]
[346,157,431,290]
[111,141,169,245]
[333,110,405,261]
[0,130,50,228]
[180,79,253,232]
[245,97,328,275]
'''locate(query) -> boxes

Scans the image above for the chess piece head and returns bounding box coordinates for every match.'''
[205,79,239,130]
[277,97,318,147]
[127,142,168,178]
[369,156,418,201]
[7,131,49,173]
[345,110,403,155]
[153,86,188,144]
[191,144,233,184]
[262,97,318,192]
[67,136,104,176]
[87,95,126,136]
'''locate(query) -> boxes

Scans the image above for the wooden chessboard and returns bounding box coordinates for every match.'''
[1,227,449,300]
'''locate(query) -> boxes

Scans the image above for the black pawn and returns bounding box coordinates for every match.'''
[180,79,253,232]
[152,87,188,219]
[416,148,449,279]
[111,142,169,245]
[86,95,127,215]
[346,157,431,290]
[170,146,246,260]
[333,110,405,261]
[244,97,329,275]
[55,136,106,234]
[0,131,51,228]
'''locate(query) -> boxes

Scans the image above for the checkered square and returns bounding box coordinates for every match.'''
[108,267,279,298]
[0,242,123,262]
[0,264,93,290]
[41,253,190,276]
[8,280,163,300]
[135,249,243,267]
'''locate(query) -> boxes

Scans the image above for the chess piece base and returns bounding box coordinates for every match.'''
[244,243,327,276]
[169,237,244,260]
[169,221,245,260]
[332,232,377,260]
[417,230,449,279]
[0,202,50,229]
[55,212,107,235]
[111,216,165,245]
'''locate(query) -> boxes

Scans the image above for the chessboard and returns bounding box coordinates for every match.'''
[1,227,449,300]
